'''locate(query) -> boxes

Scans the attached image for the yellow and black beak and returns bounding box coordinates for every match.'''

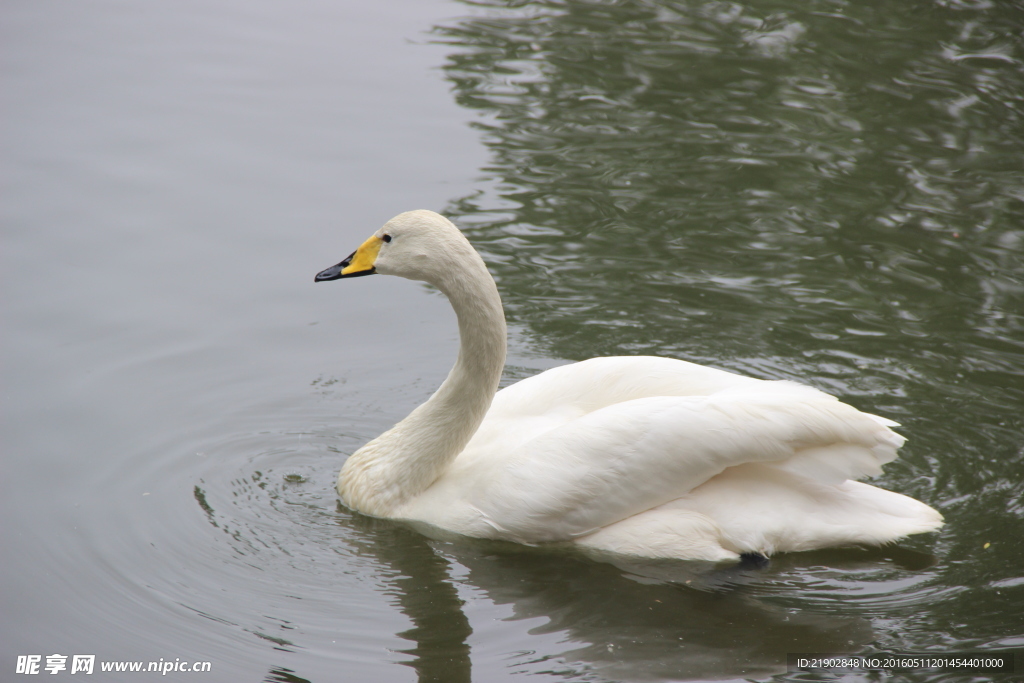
[315,234,383,282]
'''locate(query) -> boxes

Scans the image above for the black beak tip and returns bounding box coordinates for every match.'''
[315,263,344,282]
[315,252,355,282]
[315,251,375,282]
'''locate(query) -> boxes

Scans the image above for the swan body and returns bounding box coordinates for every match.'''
[315,210,942,561]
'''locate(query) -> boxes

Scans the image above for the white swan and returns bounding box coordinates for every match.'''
[315,210,943,562]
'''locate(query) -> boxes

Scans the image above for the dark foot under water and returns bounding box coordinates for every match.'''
[738,552,771,570]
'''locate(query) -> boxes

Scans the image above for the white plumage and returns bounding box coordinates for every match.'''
[315,210,942,562]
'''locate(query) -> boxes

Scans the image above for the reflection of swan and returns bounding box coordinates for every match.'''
[315,210,942,561]
[427,538,877,682]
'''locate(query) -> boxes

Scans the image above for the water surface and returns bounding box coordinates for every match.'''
[3,0,1023,681]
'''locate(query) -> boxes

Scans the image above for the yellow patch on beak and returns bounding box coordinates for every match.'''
[341,235,383,275]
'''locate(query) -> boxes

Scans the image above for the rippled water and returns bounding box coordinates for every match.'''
[4,0,1023,681]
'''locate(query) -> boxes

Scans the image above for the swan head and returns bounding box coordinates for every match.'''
[315,210,479,288]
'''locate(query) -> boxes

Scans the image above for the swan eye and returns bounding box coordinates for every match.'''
[382,234,392,243]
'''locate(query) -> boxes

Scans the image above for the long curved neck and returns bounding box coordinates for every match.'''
[338,256,507,517]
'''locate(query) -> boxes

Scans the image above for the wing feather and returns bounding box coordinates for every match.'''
[465,387,902,543]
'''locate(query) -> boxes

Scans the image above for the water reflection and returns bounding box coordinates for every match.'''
[434,0,1023,384]
[161,2,1024,680]
[424,538,875,681]
[345,516,473,683]
[192,445,881,682]
[425,0,1023,674]
[156,383,1016,682]
[15,0,1022,680]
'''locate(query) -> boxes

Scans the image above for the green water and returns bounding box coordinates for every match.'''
[434,0,1024,677]
[4,0,1022,681]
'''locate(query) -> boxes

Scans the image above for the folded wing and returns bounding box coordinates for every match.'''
[464,383,903,543]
